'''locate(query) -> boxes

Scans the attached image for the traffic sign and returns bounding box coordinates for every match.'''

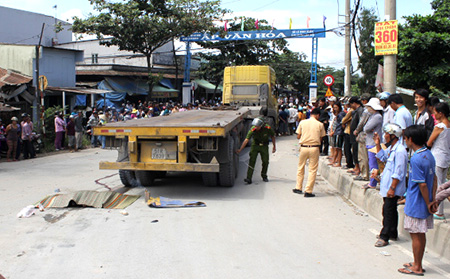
[323,75,334,86]
[38,75,48,91]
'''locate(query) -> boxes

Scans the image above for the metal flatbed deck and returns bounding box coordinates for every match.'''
[94,107,251,137]
[105,108,250,128]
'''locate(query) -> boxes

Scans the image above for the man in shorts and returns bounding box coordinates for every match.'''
[398,125,437,276]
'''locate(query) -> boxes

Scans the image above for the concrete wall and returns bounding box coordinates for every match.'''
[0,6,72,47]
[0,44,82,87]
[0,44,36,76]
[40,47,83,87]
[59,39,174,67]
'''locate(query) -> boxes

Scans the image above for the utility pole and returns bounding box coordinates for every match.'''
[35,23,45,132]
[384,0,396,94]
[344,0,352,96]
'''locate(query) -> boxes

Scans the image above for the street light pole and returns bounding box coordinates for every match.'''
[384,0,397,95]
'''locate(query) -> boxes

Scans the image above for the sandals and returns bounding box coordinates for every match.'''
[354,176,369,181]
[433,214,446,220]
[362,184,376,189]
[398,267,424,276]
[403,263,426,272]
[374,239,388,247]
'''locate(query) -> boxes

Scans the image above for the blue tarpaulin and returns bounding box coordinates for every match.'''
[160,78,174,89]
[95,77,179,108]
[75,95,86,106]
[96,98,119,109]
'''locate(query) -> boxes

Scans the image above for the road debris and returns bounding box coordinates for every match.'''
[17,205,36,218]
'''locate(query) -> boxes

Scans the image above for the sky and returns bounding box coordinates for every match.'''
[0,0,434,69]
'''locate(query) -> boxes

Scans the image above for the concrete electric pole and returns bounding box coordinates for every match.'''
[384,0,396,95]
[344,0,352,96]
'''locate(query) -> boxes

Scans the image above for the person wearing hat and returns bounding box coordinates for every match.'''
[363,98,383,189]
[373,123,408,247]
[21,113,35,159]
[236,118,276,184]
[293,108,326,197]
[5,117,20,161]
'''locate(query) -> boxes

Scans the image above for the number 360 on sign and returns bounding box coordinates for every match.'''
[374,20,398,56]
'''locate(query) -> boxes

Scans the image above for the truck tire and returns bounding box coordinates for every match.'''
[155,171,167,178]
[244,120,253,146]
[233,135,240,178]
[119,170,139,187]
[202,172,218,187]
[135,171,155,186]
[219,137,235,187]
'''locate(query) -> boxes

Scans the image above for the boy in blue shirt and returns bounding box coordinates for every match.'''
[398,125,437,276]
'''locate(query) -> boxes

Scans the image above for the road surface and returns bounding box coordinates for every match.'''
[0,136,448,278]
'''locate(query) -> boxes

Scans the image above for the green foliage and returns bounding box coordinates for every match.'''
[72,0,227,96]
[356,8,382,94]
[197,17,289,86]
[267,50,310,93]
[397,0,450,95]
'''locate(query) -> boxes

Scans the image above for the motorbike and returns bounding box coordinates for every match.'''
[0,134,6,158]
[30,132,43,154]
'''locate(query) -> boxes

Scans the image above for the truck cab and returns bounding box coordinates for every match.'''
[222,65,278,128]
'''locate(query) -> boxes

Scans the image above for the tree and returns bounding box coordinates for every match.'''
[356,8,382,94]
[197,17,289,88]
[72,0,227,99]
[397,0,450,95]
[266,50,310,93]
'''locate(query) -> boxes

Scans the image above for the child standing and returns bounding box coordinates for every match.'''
[398,125,437,276]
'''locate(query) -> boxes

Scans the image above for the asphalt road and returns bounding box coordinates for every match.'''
[0,137,449,279]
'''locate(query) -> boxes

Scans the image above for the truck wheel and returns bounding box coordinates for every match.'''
[135,171,155,186]
[155,171,167,178]
[219,137,235,187]
[202,172,218,186]
[233,135,240,178]
[119,170,139,187]
[268,117,275,132]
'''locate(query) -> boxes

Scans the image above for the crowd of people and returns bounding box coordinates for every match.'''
[0,113,36,161]
[282,90,449,276]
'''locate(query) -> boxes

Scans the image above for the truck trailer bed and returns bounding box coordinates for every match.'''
[95,108,251,138]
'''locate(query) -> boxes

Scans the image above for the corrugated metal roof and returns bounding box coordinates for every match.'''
[46,86,110,95]
[0,103,21,112]
[0,67,33,87]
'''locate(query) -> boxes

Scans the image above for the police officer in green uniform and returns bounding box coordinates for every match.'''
[236,118,276,184]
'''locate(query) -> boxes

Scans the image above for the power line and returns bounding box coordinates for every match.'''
[253,0,281,11]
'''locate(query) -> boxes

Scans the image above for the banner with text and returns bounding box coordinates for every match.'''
[181,28,326,42]
[374,20,398,56]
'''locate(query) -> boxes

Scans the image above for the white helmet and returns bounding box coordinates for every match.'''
[378,91,391,100]
[251,118,264,127]
[383,123,402,138]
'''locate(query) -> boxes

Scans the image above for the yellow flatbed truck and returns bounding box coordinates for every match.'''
[94,108,250,187]
[94,65,278,187]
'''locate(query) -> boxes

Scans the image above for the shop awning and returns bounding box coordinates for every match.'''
[194,79,222,91]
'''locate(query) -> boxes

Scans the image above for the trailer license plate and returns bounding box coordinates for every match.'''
[152,148,167,159]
